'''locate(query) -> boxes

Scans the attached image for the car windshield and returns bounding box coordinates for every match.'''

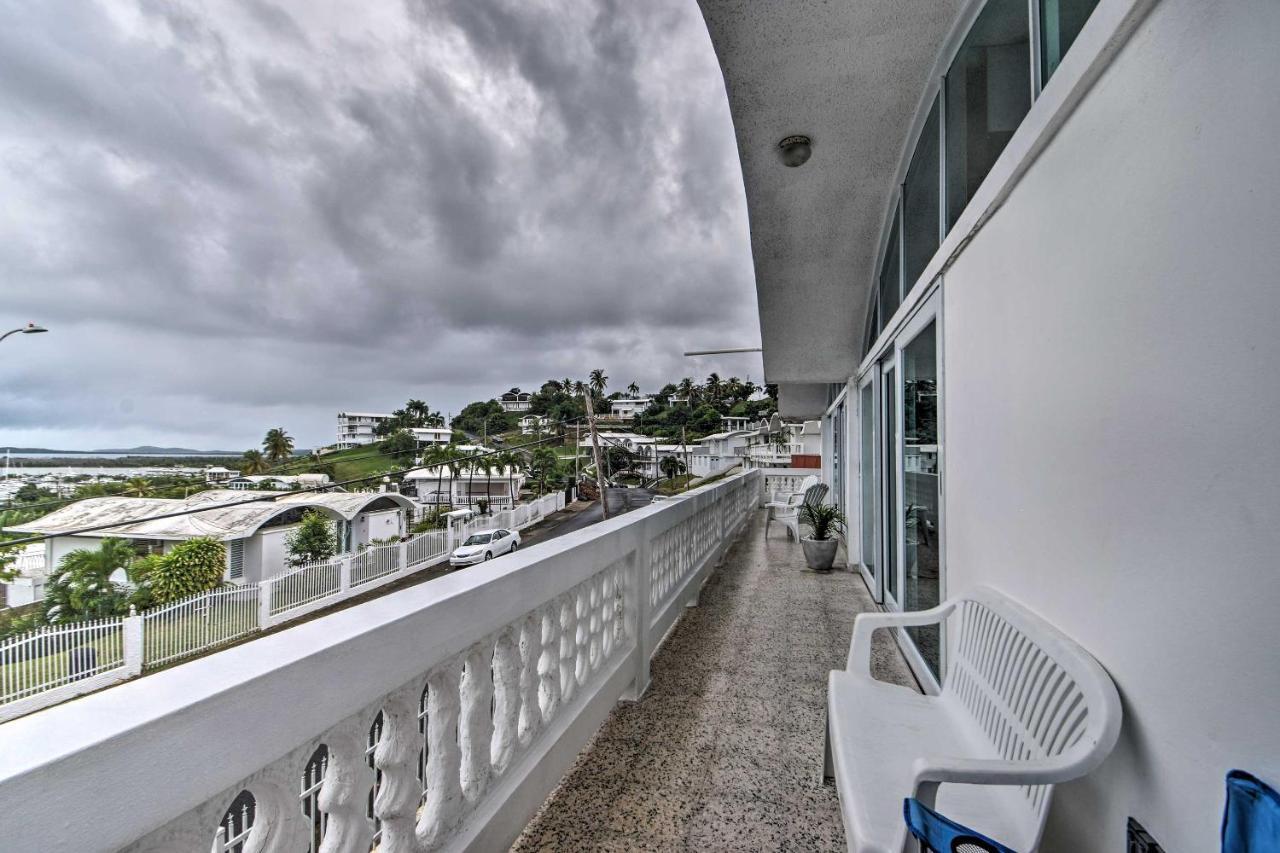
[463,534,492,545]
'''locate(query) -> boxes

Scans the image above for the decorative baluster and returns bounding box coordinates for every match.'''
[574,587,589,688]
[458,644,493,802]
[518,613,543,746]
[587,576,602,673]
[373,689,420,852]
[600,570,616,660]
[557,594,577,705]
[490,630,520,774]
[417,662,463,850]
[538,604,561,724]
[317,728,370,853]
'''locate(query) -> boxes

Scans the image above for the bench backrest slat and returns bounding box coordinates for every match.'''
[943,589,1121,828]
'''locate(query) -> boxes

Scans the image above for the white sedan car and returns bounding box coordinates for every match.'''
[449,528,521,568]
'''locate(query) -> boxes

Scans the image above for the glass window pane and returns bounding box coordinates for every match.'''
[902,321,941,678]
[902,96,941,295]
[1040,0,1100,83]
[877,211,901,333]
[945,0,1031,230]
[859,383,876,582]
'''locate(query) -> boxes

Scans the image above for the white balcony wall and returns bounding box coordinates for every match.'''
[0,471,759,853]
[934,0,1280,848]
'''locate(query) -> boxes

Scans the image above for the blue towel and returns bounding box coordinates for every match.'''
[1222,770,1280,853]
[903,797,1017,853]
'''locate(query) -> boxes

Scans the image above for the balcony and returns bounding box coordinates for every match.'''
[513,494,916,851]
[5,470,895,851]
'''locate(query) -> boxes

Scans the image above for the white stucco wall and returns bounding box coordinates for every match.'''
[937,0,1280,848]
[357,509,402,546]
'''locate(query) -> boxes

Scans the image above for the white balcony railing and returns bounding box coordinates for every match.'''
[0,471,760,852]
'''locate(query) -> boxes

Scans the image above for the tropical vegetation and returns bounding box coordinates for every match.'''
[286,510,337,566]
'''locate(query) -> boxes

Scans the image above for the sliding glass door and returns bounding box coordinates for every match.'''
[857,288,944,686]
[858,377,877,594]
[881,358,899,607]
[901,316,941,679]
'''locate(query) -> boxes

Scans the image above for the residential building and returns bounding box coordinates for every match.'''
[226,474,332,491]
[335,412,395,448]
[403,464,524,509]
[4,2,1278,852]
[719,414,753,432]
[202,466,236,485]
[497,389,532,413]
[408,427,452,446]
[606,397,652,420]
[9,490,415,585]
[518,414,548,435]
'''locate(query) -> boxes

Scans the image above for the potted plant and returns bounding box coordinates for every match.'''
[798,501,845,572]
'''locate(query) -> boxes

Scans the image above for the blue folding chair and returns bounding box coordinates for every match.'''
[903,798,1017,853]
[1222,770,1280,853]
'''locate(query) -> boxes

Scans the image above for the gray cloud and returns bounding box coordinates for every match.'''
[0,0,759,451]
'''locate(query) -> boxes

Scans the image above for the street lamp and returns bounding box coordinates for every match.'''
[0,323,48,344]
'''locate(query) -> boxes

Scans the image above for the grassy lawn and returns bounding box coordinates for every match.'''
[0,627,126,698]
[655,475,696,495]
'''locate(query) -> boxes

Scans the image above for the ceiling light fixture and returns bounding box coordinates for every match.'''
[779,135,812,167]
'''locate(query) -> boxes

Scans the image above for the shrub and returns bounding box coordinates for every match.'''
[287,510,337,566]
[148,538,226,604]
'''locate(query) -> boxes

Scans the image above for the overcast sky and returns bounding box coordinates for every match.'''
[0,0,759,452]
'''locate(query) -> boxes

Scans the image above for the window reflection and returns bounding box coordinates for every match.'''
[902,96,941,294]
[1041,0,1100,82]
[902,321,940,678]
[944,0,1031,230]
[877,212,901,335]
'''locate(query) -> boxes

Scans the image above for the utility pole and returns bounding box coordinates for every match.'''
[574,422,580,487]
[681,425,692,488]
[583,390,610,519]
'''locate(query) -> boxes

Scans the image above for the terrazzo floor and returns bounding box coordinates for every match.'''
[510,507,919,852]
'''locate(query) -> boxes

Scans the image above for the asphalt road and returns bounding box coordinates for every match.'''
[520,487,656,546]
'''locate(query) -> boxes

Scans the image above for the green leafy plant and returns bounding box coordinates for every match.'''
[286,510,337,566]
[148,538,226,604]
[43,538,136,623]
[799,501,846,542]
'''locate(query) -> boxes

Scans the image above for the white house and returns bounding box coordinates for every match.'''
[518,414,547,435]
[9,490,416,586]
[497,389,532,413]
[607,397,652,420]
[335,412,395,449]
[403,464,525,510]
[226,474,331,491]
[203,466,236,485]
[408,427,451,446]
[719,415,753,432]
[687,430,751,477]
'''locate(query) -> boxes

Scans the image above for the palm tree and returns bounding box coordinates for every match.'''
[123,477,153,497]
[263,428,294,464]
[240,449,269,475]
[405,399,430,427]
[44,538,137,623]
[530,447,558,496]
[677,377,696,406]
[626,381,640,397]
[588,369,608,397]
[500,451,523,504]
[660,455,686,483]
[705,373,723,406]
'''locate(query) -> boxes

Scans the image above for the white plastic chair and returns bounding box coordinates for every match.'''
[824,586,1122,852]
[767,481,827,540]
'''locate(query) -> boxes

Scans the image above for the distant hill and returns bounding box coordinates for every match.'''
[1,445,242,456]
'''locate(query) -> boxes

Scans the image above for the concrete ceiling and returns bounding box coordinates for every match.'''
[696,0,969,384]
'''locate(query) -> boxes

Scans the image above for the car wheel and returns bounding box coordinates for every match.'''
[484,552,492,561]
[510,542,517,552]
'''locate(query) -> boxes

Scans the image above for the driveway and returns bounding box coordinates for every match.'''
[520,487,656,546]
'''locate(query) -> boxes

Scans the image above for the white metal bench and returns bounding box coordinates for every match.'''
[825,587,1122,852]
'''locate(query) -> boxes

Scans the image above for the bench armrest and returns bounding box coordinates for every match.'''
[910,751,1090,809]
[845,602,957,672]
